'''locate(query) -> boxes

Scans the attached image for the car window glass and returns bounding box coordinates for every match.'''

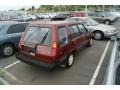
[69,25,81,39]
[24,27,51,46]
[66,18,78,22]
[88,13,95,16]
[78,24,87,33]
[0,25,6,32]
[58,27,68,46]
[7,23,28,34]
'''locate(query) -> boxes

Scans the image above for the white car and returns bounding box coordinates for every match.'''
[65,17,118,40]
[109,11,120,18]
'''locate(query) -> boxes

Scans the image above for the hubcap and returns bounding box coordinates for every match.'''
[3,46,13,56]
[90,38,93,45]
[105,21,110,25]
[94,33,101,40]
[68,55,74,66]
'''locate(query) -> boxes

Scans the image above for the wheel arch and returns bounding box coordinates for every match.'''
[93,30,104,39]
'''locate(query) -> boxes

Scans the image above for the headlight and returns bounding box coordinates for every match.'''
[105,31,112,33]
[105,30,116,33]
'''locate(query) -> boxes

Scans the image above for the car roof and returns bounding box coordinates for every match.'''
[67,17,87,20]
[29,21,81,26]
[0,21,29,25]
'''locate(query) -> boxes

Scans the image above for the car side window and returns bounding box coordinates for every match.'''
[88,13,95,16]
[77,24,88,33]
[58,27,68,46]
[7,23,28,34]
[67,18,77,22]
[69,25,81,39]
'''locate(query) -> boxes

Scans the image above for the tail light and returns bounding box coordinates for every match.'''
[52,41,57,49]
[18,32,25,49]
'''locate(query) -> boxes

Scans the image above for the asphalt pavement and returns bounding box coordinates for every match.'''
[0,19,120,85]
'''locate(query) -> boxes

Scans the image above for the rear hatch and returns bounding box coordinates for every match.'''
[21,26,52,63]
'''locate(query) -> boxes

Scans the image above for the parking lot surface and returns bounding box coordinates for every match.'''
[0,19,120,85]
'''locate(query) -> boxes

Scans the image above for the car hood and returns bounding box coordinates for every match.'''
[87,24,116,32]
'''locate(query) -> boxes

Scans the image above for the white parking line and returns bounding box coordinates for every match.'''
[89,40,110,85]
[4,61,20,70]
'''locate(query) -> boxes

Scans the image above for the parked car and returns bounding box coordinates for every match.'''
[35,14,44,20]
[51,13,71,21]
[28,14,37,20]
[16,21,93,70]
[109,11,120,18]
[14,16,29,22]
[104,35,120,85]
[0,21,29,57]
[65,17,118,40]
[71,12,87,17]
[88,12,116,25]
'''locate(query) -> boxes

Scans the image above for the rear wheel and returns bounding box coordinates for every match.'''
[0,43,15,57]
[93,31,104,40]
[86,38,93,47]
[65,54,74,68]
[104,20,110,25]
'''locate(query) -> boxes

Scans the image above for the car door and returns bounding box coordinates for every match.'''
[68,24,84,50]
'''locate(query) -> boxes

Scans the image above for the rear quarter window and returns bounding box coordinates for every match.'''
[7,23,28,34]
[58,27,68,46]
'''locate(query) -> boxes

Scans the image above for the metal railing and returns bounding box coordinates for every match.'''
[104,35,120,85]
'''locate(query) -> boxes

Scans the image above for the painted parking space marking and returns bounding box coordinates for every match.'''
[4,61,20,70]
[89,40,110,85]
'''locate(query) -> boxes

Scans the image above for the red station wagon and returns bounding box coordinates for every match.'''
[16,21,93,69]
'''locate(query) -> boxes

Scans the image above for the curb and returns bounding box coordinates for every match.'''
[0,68,22,85]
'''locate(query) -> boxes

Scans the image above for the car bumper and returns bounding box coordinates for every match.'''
[104,32,118,38]
[15,52,59,69]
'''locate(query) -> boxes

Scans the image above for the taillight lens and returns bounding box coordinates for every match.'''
[52,41,57,49]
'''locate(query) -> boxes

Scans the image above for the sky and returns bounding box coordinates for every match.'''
[0,0,40,11]
[0,0,119,11]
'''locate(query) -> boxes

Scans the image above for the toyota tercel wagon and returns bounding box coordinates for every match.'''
[16,21,93,69]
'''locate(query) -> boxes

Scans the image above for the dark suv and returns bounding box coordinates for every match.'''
[0,21,29,57]
[16,21,93,69]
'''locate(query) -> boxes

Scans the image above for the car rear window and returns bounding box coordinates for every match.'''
[23,27,51,46]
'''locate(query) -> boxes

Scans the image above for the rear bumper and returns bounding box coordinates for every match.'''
[15,52,59,69]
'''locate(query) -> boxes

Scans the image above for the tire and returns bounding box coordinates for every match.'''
[0,43,15,57]
[104,20,110,25]
[86,38,93,47]
[93,31,104,40]
[65,54,74,68]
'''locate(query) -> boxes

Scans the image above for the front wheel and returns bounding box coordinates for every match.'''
[104,20,110,25]
[93,31,104,40]
[0,44,15,57]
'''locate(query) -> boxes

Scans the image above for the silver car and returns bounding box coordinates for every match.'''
[65,17,118,40]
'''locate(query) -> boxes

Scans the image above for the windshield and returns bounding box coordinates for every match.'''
[23,27,51,46]
[85,18,99,26]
